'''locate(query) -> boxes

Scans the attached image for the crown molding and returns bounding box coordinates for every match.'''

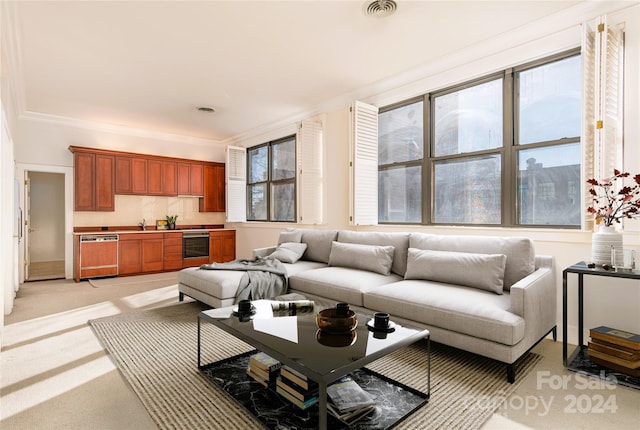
[20,110,223,147]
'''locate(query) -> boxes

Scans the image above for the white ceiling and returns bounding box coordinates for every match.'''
[11,0,584,142]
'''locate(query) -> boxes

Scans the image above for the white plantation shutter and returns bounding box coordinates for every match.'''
[297,119,323,224]
[350,101,379,225]
[583,17,624,227]
[226,146,247,222]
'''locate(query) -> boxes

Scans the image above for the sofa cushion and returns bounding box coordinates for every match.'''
[269,242,308,263]
[405,248,507,294]
[278,229,302,245]
[328,241,395,276]
[364,280,525,346]
[409,233,534,291]
[289,267,402,307]
[299,229,339,263]
[337,231,410,276]
[178,267,245,300]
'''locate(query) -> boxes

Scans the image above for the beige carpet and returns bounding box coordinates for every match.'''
[90,302,541,430]
[88,272,179,288]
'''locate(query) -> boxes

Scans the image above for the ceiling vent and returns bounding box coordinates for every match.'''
[363,0,397,18]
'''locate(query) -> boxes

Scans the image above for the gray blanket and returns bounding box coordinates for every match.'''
[200,256,288,303]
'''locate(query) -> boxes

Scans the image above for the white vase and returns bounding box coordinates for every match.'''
[591,225,623,266]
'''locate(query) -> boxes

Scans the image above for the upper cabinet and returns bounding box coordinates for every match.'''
[70,146,224,212]
[199,163,225,212]
[71,149,115,212]
[177,162,204,196]
[115,156,147,195]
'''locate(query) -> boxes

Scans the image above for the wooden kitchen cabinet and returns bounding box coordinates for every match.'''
[163,232,183,271]
[147,159,163,195]
[142,236,164,272]
[70,146,223,208]
[115,156,147,194]
[199,163,225,212]
[209,230,235,263]
[118,233,164,275]
[115,157,132,194]
[148,160,177,196]
[72,150,114,211]
[118,235,142,275]
[177,162,204,196]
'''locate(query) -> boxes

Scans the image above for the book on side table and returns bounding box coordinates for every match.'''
[588,326,640,377]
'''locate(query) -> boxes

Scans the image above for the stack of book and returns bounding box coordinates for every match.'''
[246,352,281,387]
[276,366,319,410]
[588,326,640,377]
[326,376,376,425]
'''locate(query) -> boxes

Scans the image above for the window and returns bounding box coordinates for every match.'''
[247,136,296,222]
[378,49,581,227]
[378,100,423,223]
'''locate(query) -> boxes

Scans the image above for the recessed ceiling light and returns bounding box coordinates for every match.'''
[197,106,216,113]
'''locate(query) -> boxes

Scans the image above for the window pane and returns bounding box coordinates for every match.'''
[518,143,580,226]
[271,138,296,180]
[434,79,503,156]
[248,184,267,220]
[248,146,268,183]
[379,101,424,165]
[271,182,295,222]
[433,155,501,224]
[379,166,422,223]
[518,55,581,144]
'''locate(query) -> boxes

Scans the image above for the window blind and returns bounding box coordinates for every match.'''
[350,101,379,226]
[297,119,324,224]
[225,145,247,223]
[582,16,624,228]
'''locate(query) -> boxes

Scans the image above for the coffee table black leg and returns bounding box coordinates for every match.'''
[197,314,202,369]
[427,336,431,399]
[319,382,328,430]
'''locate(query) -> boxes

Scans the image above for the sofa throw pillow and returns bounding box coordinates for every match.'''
[300,230,339,263]
[404,248,507,294]
[328,241,395,276]
[269,242,308,264]
[278,229,302,245]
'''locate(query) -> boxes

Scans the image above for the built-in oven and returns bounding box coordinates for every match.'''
[182,231,209,259]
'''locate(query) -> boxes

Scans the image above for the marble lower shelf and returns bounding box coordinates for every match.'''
[567,346,640,391]
[200,350,429,429]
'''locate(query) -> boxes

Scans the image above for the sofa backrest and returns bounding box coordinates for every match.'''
[409,233,535,290]
[298,229,339,264]
[337,230,410,277]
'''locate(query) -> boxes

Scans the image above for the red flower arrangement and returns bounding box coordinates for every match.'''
[587,169,640,227]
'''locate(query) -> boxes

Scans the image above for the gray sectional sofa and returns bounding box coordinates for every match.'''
[178,228,557,382]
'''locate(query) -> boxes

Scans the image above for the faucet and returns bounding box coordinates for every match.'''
[138,219,146,231]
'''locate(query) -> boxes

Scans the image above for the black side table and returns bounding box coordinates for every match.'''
[563,261,640,389]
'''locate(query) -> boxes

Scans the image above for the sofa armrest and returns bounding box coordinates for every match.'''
[252,246,276,258]
[509,255,556,322]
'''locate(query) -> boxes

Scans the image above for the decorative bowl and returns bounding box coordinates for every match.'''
[316,308,357,334]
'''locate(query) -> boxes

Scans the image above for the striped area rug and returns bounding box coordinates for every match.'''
[90,303,541,430]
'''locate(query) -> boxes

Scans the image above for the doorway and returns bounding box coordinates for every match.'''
[25,171,66,281]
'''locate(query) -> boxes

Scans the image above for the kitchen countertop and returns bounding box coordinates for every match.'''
[74,225,229,235]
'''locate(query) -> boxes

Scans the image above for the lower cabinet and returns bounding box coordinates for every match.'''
[163,232,183,270]
[210,230,236,263]
[118,233,164,275]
